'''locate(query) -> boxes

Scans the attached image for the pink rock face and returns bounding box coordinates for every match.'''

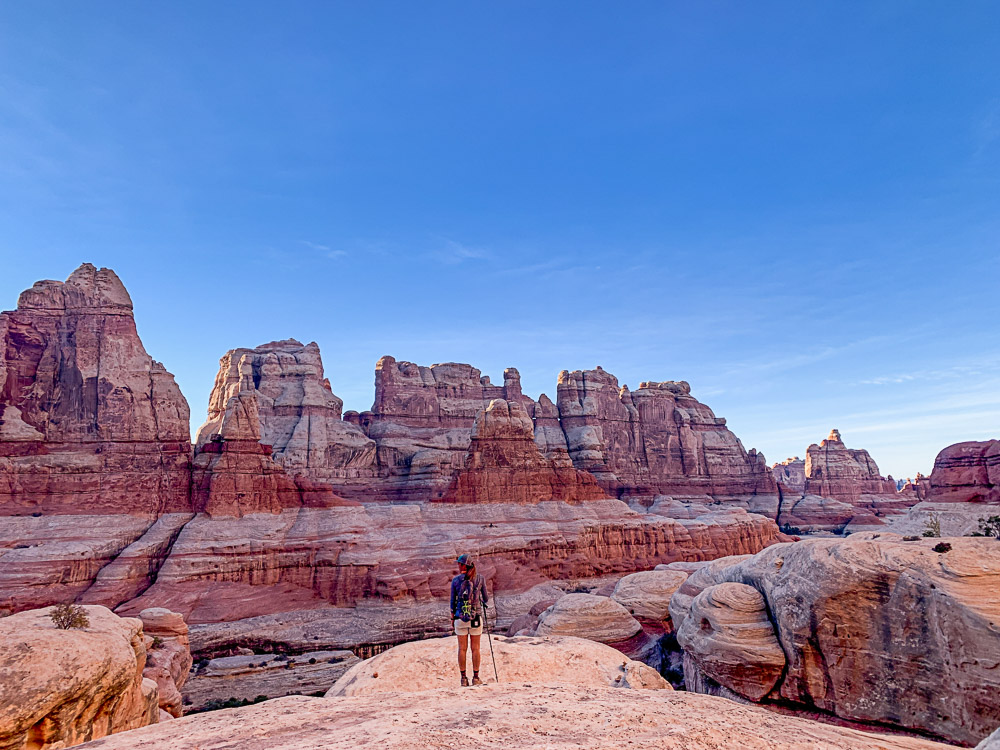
[555,368,778,501]
[0,264,192,515]
[195,340,377,496]
[670,535,1000,747]
[923,440,1000,504]
[363,357,533,501]
[804,429,898,504]
[440,399,608,504]
[190,359,304,518]
[140,607,192,718]
[771,457,805,494]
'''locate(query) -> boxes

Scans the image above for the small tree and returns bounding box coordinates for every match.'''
[922,514,942,538]
[974,515,1000,539]
[50,603,89,630]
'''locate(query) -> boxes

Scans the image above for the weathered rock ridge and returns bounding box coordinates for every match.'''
[922,439,1000,505]
[804,429,898,503]
[670,534,1000,747]
[0,264,191,515]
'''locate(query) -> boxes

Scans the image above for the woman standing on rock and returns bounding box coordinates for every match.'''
[451,553,489,686]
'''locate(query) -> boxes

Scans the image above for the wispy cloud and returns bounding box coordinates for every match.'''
[427,238,491,265]
[300,240,330,252]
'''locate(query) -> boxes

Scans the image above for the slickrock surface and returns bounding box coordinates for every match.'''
[676,581,785,701]
[670,535,1000,746]
[922,440,1000,504]
[804,429,898,503]
[610,569,689,626]
[183,649,359,711]
[79,687,958,750]
[978,727,1000,750]
[0,264,191,515]
[441,398,607,504]
[195,340,376,488]
[139,608,192,718]
[777,493,868,532]
[533,593,642,643]
[556,367,779,504]
[0,605,158,750]
[327,634,668,696]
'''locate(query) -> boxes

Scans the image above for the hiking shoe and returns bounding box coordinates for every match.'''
[460,675,470,687]
[472,675,483,686]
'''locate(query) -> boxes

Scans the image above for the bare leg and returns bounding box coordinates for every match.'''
[471,633,481,674]
[457,633,469,674]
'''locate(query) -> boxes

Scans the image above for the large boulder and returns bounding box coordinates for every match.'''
[0,605,158,749]
[80,687,957,750]
[533,593,642,644]
[670,535,1000,746]
[610,569,689,626]
[326,635,668,696]
[676,581,785,701]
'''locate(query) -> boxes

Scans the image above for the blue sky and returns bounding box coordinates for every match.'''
[1,2,998,479]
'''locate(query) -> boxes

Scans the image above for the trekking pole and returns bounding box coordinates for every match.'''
[483,599,499,683]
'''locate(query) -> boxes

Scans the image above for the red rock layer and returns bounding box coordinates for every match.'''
[922,439,1000,504]
[0,264,191,515]
[195,340,377,494]
[360,357,532,501]
[440,399,608,504]
[803,429,898,503]
[555,368,778,501]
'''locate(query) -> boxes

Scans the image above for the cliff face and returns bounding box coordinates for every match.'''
[804,429,898,503]
[555,368,779,502]
[440,398,608,504]
[0,264,192,515]
[195,340,376,491]
[922,440,1000,504]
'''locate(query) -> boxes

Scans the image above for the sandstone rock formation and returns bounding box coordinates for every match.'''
[0,264,191,515]
[804,429,898,503]
[772,457,805,493]
[609,569,688,627]
[669,535,1000,746]
[440,399,607,504]
[81,688,958,750]
[195,340,376,493]
[922,440,1000,504]
[534,594,655,658]
[556,368,779,504]
[0,605,158,749]
[190,356,303,517]
[139,608,192,718]
[676,581,786,701]
[183,649,360,712]
[327,634,668,695]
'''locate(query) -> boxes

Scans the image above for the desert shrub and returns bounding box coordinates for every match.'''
[932,542,952,553]
[49,603,89,630]
[973,515,1000,539]
[922,514,942,538]
[308,657,317,664]
[902,535,919,541]
[780,523,802,535]
[151,636,164,649]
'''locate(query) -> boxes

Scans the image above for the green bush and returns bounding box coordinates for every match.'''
[49,603,89,630]
[973,515,1000,539]
[922,514,942,538]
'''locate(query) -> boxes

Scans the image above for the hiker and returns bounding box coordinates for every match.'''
[450,553,489,686]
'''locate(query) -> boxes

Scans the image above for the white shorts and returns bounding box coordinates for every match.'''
[454,619,483,636]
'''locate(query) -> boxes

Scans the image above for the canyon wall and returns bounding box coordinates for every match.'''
[0,264,191,515]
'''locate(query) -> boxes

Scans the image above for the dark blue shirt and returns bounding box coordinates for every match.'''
[450,572,488,620]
